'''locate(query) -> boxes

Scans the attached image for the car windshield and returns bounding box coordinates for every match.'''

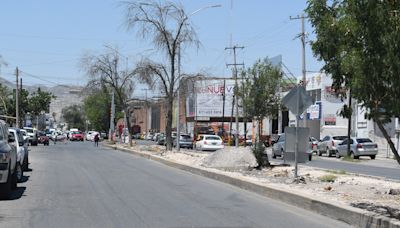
[25,128,34,133]
[72,131,81,134]
[181,135,191,139]
[205,136,220,140]
[357,138,372,143]
[333,136,347,140]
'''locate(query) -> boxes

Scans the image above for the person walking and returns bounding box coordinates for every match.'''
[94,133,100,147]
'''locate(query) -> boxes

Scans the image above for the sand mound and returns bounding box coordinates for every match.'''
[201,147,257,168]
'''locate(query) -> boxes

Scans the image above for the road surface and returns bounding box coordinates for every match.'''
[0,141,351,228]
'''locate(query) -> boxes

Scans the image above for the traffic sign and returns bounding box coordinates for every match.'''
[282,86,313,115]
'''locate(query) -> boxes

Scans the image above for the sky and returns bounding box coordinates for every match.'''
[0,0,321,99]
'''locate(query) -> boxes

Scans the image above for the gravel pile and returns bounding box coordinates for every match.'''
[201,147,257,168]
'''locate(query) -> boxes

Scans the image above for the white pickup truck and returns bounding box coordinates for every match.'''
[0,120,17,199]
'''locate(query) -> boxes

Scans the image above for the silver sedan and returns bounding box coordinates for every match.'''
[336,137,378,159]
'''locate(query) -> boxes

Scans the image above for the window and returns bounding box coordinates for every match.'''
[322,136,330,141]
[198,136,204,141]
[356,138,372,143]
[205,136,220,140]
[181,135,191,140]
[333,136,347,141]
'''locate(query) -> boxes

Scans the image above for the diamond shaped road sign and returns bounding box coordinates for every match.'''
[282,86,313,116]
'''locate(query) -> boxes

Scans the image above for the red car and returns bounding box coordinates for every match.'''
[37,131,50,146]
[70,131,84,141]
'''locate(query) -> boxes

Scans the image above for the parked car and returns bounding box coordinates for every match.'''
[152,133,160,141]
[9,128,28,170]
[245,135,253,146]
[309,137,319,154]
[100,131,107,140]
[173,134,193,149]
[318,135,347,157]
[145,133,154,140]
[0,121,17,198]
[23,127,38,146]
[70,131,84,141]
[19,129,29,143]
[37,131,50,146]
[271,133,313,161]
[157,133,165,145]
[8,128,25,182]
[194,134,224,151]
[336,137,378,159]
[86,131,95,141]
[88,131,99,141]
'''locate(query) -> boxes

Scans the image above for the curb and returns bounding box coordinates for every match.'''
[104,144,400,228]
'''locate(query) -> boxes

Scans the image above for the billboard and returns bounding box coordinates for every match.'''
[186,79,243,118]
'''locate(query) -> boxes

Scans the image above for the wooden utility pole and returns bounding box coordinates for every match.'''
[15,67,19,128]
[20,78,22,127]
[226,45,244,148]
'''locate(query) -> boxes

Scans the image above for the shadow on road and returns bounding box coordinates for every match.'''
[0,187,27,201]
[20,175,30,183]
[9,187,26,200]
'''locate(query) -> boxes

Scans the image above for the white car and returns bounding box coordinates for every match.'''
[318,135,347,157]
[195,134,224,151]
[86,131,95,141]
[19,129,30,143]
[8,128,25,182]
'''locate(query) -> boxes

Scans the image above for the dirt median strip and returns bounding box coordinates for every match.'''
[104,144,400,228]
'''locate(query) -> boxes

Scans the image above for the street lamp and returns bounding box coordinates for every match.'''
[176,4,222,151]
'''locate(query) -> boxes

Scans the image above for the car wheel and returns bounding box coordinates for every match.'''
[23,156,28,171]
[350,152,355,159]
[0,168,13,199]
[281,149,284,160]
[370,155,376,160]
[309,154,312,161]
[318,150,322,156]
[272,151,276,159]
[16,163,23,183]
[335,150,341,158]
[327,148,331,157]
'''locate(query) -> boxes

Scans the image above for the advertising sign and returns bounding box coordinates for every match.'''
[190,79,243,117]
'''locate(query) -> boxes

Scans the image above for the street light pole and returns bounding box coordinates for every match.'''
[176,4,222,151]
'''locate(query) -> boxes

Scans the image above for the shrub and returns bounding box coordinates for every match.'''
[252,142,269,168]
[319,174,337,183]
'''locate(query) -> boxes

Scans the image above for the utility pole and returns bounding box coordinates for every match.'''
[20,78,22,127]
[226,45,244,148]
[142,88,149,136]
[290,14,308,127]
[109,91,115,141]
[176,45,181,151]
[15,67,19,128]
[221,79,226,140]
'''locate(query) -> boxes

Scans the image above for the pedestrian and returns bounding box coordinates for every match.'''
[94,133,99,147]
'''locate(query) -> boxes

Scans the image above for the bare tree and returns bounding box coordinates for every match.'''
[122,0,200,150]
[80,48,135,145]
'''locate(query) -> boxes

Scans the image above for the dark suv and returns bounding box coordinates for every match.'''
[0,120,17,199]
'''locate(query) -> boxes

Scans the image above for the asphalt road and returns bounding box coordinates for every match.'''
[0,141,352,228]
[303,157,400,180]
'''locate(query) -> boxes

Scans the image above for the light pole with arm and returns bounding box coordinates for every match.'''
[176,4,222,151]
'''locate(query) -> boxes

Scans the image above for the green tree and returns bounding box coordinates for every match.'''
[28,87,56,129]
[83,89,111,132]
[239,58,282,167]
[61,104,85,130]
[307,0,400,165]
